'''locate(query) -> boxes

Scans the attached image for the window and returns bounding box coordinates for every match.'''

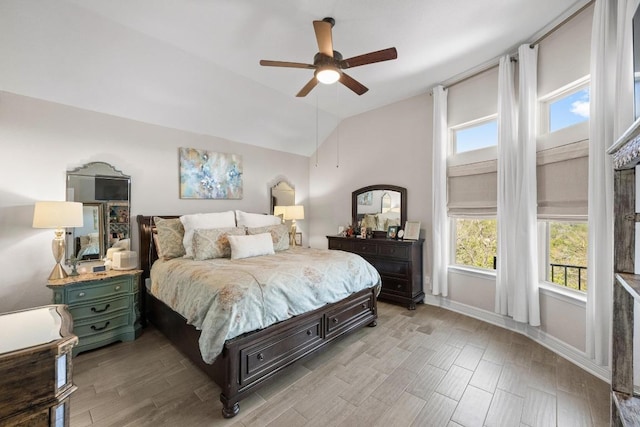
[539,221,588,291]
[454,218,497,270]
[548,87,590,133]
[453,118,498,154]
[540,79,590,143]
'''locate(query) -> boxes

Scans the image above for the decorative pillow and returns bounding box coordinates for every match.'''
[154,217,185,260]
[235,210,282,227]
[228,233,275,260]
[192,227,246,260]
[180,211,236,258]
[246,224,289,252]
[362,214,378,231]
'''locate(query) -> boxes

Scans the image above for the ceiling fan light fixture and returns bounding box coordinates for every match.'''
[315,66,340,84]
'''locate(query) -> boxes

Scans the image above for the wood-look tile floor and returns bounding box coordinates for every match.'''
[70,302,610,427]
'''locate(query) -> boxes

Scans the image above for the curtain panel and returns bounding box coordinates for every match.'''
[432,85,449,297]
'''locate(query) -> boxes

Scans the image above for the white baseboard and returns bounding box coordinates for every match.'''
[423,294,611,383]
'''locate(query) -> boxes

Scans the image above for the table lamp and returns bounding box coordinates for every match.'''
[33,201,84,280]
[284,205,304,246]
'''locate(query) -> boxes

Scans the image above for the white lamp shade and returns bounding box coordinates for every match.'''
[273,205,286,219]
[284,205,304,221]
[33,201,84,229]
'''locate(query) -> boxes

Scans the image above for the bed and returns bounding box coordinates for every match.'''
[137,214,380,418]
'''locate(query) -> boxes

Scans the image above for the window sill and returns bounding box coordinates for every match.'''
[538,281,587,306]
[447,266,587,306]
[448,265,496,280]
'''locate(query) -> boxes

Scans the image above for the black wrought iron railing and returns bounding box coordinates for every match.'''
[550,263,587,291]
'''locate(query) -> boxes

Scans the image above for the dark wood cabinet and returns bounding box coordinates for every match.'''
[327,236,424,309]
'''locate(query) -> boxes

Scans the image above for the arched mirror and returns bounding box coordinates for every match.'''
[66,162,131,262]
[270,180,295,214]
[353,185,407,237]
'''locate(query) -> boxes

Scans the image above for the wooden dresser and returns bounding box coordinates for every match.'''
[0,305,78,426]
[327,236,424,309]
[47,269,142,355]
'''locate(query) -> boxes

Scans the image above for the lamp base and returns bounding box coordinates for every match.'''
[48,263,68,281]
[290,223,297,246]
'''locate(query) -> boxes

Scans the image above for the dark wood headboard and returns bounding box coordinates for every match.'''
[136,215,179,281]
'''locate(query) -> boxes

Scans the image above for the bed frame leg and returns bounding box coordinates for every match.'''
[368,320,377,327]
[222,401,240,418]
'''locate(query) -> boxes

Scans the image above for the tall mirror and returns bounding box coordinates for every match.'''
[270,180,295,214]
[66,162,131,262]
[353,185,407,237]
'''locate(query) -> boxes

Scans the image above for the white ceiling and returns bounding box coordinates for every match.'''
[0,0,588,155]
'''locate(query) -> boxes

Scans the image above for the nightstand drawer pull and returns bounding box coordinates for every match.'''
[90,321,110,331]
[90,304,110,313]
[78,292,86,297]
[115,285,121,291]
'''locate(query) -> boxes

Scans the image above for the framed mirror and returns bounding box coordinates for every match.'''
[352,185,407,237]
[270,180,295,214]
[66,162,130,262]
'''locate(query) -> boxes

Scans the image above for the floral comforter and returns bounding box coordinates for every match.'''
[149,247,381,363]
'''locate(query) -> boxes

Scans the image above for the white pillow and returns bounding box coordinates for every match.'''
[228,233,275,259]
[180,211,236,258]
[235,210,282,227]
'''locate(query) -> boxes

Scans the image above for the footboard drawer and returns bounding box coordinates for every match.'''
[325,292,375,339]
[239,317,323,386]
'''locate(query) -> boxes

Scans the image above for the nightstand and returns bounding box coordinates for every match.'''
[0,305,77,426]
[47,269,142,355]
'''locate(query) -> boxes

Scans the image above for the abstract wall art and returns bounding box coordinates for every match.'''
[179,147,243,199]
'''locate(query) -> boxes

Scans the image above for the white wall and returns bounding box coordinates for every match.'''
[0,91,309,312]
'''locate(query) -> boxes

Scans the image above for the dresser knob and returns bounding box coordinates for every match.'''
[333,318,339,323]
[257,353,264,361]
[397,284,402,289]
[361,303,367,309]
[307,330,312,335]
[115,285,121,291]
[78,292,86,297]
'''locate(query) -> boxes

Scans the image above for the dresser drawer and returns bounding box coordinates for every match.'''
[66,278,132,304]
[378,244,410,259]
[325,292,374,338]
[381,276,411,294]
[68,296,131,322]
[373,259,409,277]
[240,317,322,386]
[351,241,378,256]
[328,238,353,251]
[73,312,130,338]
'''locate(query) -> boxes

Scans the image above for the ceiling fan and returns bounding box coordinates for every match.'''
[259,17,397,97]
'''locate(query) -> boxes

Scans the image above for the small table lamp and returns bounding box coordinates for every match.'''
[33,201,84,280]
[284,205,304,246]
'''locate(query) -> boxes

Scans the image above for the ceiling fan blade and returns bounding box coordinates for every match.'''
[313,20,334,57]
[260,60,315,69]
[340,72,368,95]
[341,47,398,69]
[296,77,319,97]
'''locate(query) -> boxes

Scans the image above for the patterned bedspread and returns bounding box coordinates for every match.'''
[149,247,381,363]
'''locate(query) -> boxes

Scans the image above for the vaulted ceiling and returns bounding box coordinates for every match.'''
[0,0,588,155]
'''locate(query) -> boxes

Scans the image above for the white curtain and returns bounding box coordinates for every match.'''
[496,55,518,316]
[586,0,635,367]
[512,44,541,326]
[432,85,449,296]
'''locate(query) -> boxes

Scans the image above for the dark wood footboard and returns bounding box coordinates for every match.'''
[137,215,378,418]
